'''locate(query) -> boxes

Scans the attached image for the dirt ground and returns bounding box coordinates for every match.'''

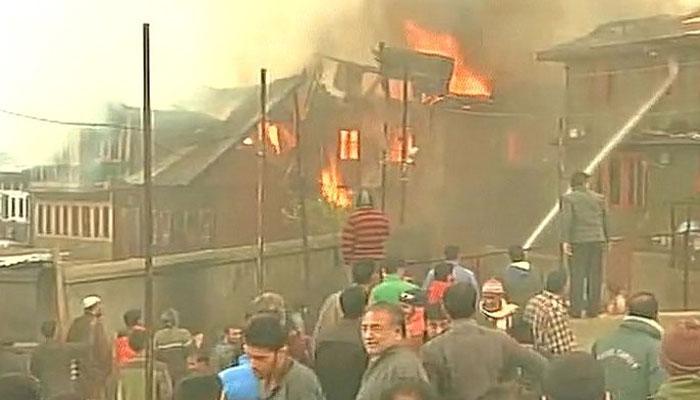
[571,311,700,351]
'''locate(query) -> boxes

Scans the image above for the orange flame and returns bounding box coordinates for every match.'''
[320,156,352,209]
[403,20,491,97]
[253,122,297,155]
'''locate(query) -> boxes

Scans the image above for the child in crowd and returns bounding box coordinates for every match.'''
[479,278,519,332]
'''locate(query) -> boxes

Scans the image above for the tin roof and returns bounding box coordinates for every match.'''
[538,12,700,61]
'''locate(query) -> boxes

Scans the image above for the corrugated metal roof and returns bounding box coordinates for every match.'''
[0,252,52,268]
[538,13,700,61]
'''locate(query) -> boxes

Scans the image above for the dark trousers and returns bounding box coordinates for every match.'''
[569,242,603,317]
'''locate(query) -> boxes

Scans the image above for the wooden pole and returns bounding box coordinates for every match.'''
[256,69,268,293]
[399,71,409,225]
[142,23,156,400]
[683,206,691,310]
[379,42,389,213]
[52,247,68,340]
[293,91,311,289]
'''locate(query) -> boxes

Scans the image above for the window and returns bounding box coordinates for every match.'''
[200,209,214,245]
[100,132,126,161]
[609,157,621,206]
[71,206,80,236]
[46,205,53,234]
[600,153,647,209]
[102,206,110,238]
[60,206,68,235]
[37,205,45,234]
[18,199,25,220]
[93,207,100,239]
[1,195,8,220]
[338,129,360,160]
[81,206,91,237]
[389,131,416,163]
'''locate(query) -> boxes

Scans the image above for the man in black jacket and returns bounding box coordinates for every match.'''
[315,285,368,400]
[66,295,112,400]
[560,171,609,318]
[30,321,79,398]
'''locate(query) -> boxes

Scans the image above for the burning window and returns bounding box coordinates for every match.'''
[252,122,296,155]
[338,129,360,161]
[389,132,417,164]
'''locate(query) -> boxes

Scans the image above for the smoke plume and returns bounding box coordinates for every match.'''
[0,0,697,167]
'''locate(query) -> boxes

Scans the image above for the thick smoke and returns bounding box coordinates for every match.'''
[0,0,697,167]
[0,0,369,167]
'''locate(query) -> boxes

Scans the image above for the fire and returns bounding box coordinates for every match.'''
[267,125,281,155]
[403,20,491,97]
[320,156,352,209]
[253,122,297,155]
[389,133,416,163]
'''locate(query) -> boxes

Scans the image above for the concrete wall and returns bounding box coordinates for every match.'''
[61,234,346,339]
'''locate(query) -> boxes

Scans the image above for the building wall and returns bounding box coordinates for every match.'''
[61,234,344,338]
[561,47,700,243]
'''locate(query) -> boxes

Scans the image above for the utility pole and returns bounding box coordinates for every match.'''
[379,42,389,212]
[293,91,311,288]
[399,70,409,224]
[141,23,156,400]
[256,69,268,293]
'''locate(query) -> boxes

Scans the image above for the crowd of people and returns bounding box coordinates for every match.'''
[1,182,700,400]
[2,252,700,400]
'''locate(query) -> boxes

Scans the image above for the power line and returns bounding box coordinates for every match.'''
[0,107,138,130]
[0,107,185,156]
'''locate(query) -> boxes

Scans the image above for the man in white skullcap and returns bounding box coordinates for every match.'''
[66,295,112,399]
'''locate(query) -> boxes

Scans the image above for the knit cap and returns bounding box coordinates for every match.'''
[661,318,700,376]
[481,278,505,295]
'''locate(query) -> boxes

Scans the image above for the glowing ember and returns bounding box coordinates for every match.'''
[320,156,352,208]
[403,20,491,97]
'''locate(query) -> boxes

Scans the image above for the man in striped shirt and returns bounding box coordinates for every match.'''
[341,189,390,266]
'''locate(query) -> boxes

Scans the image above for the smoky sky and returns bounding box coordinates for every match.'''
[0,0,697,167]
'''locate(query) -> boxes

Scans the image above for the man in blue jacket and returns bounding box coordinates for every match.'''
[219,355,259,400]
[592,292,666,400]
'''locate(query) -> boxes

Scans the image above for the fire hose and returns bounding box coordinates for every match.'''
[524,58,680,249]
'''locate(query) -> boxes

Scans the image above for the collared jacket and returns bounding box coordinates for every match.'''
[262,361,325,400]
[592,316,666,400]
[523,291,577,357]
[421,319,547,400]
[355,345,428,400]
[560,186,609,243]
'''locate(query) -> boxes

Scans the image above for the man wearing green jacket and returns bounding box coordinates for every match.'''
[592,292,666,400]
[370,258,417,305]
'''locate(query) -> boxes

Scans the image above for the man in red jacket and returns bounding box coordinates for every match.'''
[341,189,390,266]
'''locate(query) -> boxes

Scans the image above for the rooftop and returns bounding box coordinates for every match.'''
[538,11,700,61]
